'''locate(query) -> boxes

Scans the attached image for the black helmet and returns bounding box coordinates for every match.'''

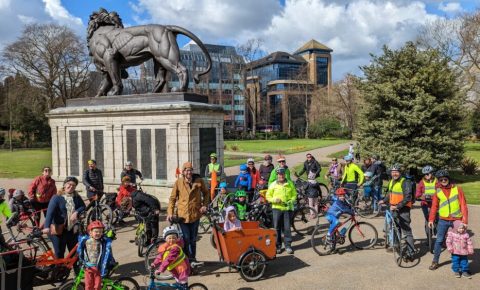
[63,176,79,185]
[435,169,449,179]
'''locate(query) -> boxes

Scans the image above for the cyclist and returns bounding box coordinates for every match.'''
[116,176,135,223]
[378,164,415,258]
[247,158,260,194]
[325,158,342,189]
[204,153,223,183]
[370,154,386,212]
[28,166,56,223]
[78,221,116,289]
[151,226,190,290]
[0,188,13,247]
[83,160,104,200]
[326,188,354,249]
[296,153,321,178]
[120,161,143,184]
[268,155,292,185]
[8,189,31,216]
[341,155,364,194]
[428,169,468,271]
[131,188,161,244]
[266,167,297,255]
[415,165,437,223]
[233,190,249,221]
[259,154,274,181]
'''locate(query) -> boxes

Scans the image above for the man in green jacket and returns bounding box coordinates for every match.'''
[266,168,297,255]
[341,155,364,193]
[268,155,292,185]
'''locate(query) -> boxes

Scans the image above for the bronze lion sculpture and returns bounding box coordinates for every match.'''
[87,8,212,97]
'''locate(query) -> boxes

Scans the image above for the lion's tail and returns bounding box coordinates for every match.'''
[166,25,212,83]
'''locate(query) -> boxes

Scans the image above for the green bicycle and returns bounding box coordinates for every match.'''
[59,265,140,290]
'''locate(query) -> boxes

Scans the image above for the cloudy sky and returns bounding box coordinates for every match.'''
[0,0,478,80]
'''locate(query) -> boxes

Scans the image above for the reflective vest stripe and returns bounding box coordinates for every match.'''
[439,194,458,208]
[162,245,186,271]
[437,187,462,218]
[208,163,220,172]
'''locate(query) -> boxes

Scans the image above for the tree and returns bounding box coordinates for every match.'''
[2,23,91,110]
[357,42,467,169]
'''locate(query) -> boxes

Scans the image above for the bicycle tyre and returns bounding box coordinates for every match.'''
[239,250,267,282]
[319,183,329,200]
[392,227,402,266]
[189,282,208,290]
[310,225,332,256]
[384,218,390,249]
[113,276,140,290]
[59,280,83,290]
[198,215,211,234]
[348,221,378,249]
[354,197,377,219]
[292,206,318,236]
[137,234,146,257]
[87,204,113,226]
[25,239,50,270]
[144,239,173,280]
[426,224,435,254]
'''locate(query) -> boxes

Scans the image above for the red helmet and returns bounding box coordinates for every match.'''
[336,188,347,196]
[87,220,105,232]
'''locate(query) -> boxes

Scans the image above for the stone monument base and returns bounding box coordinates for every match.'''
[47,93,224,203]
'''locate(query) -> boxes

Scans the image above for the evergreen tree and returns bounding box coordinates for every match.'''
[357,42,466,169]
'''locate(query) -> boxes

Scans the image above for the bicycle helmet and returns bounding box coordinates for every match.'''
[344,155,353,161]
[276,167,286,174]
[247,158,255,164]
[240,164,248,171]
[163,226,180,239]
[421,165,434,175]
[13,189,24,198]
[235,190,247,198]
[364,171,374,178]
[63,176,79,185]
[435,169,449,179]
[0,188,5,198]
[390,163,402,172]
[87,220,105,232]
[336,188,347,196]
[88,159,96,165]
[219,182,227,189]
[125,160,133,166]
[210,153,217,158]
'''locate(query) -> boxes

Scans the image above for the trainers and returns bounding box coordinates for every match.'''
[429,262,439,271]
[454,272,461,278]
[285,247,294,254]
[462,272,472,279]
[276,248,283,254]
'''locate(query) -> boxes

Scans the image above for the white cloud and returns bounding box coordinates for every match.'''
[0,0,10,10]
[438,2,464,14]
[42,0,83,27]
[18,14,36,24]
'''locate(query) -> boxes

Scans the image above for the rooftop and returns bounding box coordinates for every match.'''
[247,51,306,69]
[294,39,333,55]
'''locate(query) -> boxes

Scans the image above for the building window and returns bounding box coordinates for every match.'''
[316,57,328,86]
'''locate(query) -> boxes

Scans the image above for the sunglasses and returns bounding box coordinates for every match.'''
[439,178,449,182]
[279,161,285,163]
[43,169,51,172]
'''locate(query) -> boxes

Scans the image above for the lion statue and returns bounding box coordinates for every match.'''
[87,8,212,97]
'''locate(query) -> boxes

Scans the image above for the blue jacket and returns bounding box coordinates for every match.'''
[235,172,252,190]
[77,234,114,277]
[327,198,354,218]
[44,192,86,230]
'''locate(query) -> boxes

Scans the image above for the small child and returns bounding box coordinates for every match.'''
[212,182,228,210]
[78,221,116,290]
[8,189,32,216]
[223,206,242,232]
[234,164,252,191]
[305,172,321,217]
[151,226,190,290]
[116,176,135,222]
[446,221,474,278]
[233,190,249,221]
[326,188,354,243]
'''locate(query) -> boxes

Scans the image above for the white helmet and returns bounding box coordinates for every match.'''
[163,226,180,239]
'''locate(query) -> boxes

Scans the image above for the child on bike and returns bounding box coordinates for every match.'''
[78,221,117,290]
[446,221,474,278]
[326,188,354,245]
[151,226,190,290]
[132,189,161,243]
[115,176,135,223]
[234,164,252,192]
[233,190,249,221]
[305,172,321,218]
[224,206,242,232]
[8,189,32,216]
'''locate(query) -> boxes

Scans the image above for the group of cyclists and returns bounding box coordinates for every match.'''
[0,148,475,289]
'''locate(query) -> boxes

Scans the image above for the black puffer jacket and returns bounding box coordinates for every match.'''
[131,190,160,216]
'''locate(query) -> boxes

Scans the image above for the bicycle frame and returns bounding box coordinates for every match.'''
[35,241,78,268]
[147,268,182,290]
[70,266,123,290]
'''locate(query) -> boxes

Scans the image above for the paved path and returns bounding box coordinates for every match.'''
[224,141,353,177]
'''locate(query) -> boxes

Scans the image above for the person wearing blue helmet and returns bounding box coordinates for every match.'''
[341,155,364,193]
[234,164,252,191]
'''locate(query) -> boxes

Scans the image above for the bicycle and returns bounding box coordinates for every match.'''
[135,212,158,257]
[59,264,139,290]
[145,267,207,290]
[311,212,377,255]
[354,187,381,219]
[86,192,113,227]
[384,208,420,267]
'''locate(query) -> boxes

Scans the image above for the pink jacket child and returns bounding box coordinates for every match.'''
[446,221,474,277]
[151,227,190,285]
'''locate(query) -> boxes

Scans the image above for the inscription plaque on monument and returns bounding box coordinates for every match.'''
[81,130,91,172]
[141,129,152,179]
[94,130,104,171]
[126,129,137,168]
[199,128,216,177]
[155,129,167,180]
[69,130,79,176]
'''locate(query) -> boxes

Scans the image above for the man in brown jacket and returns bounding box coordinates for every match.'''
[167,162,209,262]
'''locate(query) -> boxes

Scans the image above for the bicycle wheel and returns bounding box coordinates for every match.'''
[292,206,318,236]
[137,234,146,257]
[144,239,173,280]
[319,183,329,199]
[310,225,332,256]
[198,215,211,234]
[426,224,435,254]
[384,219,391,249]
[189,283,208,290]
[354,197,377,219]
[87,204,113,226]
[392,227,402,266]
[22,239,50,270]
[239,250,267,282]
[59,280,83,290]
[348,222,378,249]
[113,277,140,290]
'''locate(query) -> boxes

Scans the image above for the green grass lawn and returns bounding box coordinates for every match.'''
[0,149,51,178]
[224,155,263,168]
[465,142,480,162]
[225,138,349,155]
[327,149,349,159]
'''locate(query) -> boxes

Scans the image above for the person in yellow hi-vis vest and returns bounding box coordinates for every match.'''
[379,163,415,259]
[204,153,223,182]
[341,155,364,194]
[427,169,468,272]
[415,165,437,223]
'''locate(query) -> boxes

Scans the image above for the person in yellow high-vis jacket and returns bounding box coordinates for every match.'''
[341,155,364,194]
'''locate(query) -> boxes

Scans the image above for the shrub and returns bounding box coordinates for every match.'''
[230,144,239,151]
[309,118,350,138]
[460,157,478,175]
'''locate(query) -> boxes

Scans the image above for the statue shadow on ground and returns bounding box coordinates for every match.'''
[113,260,146,278]
[261,255,310,279]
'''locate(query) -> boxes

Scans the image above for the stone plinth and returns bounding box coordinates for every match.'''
[47,93,224,202]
